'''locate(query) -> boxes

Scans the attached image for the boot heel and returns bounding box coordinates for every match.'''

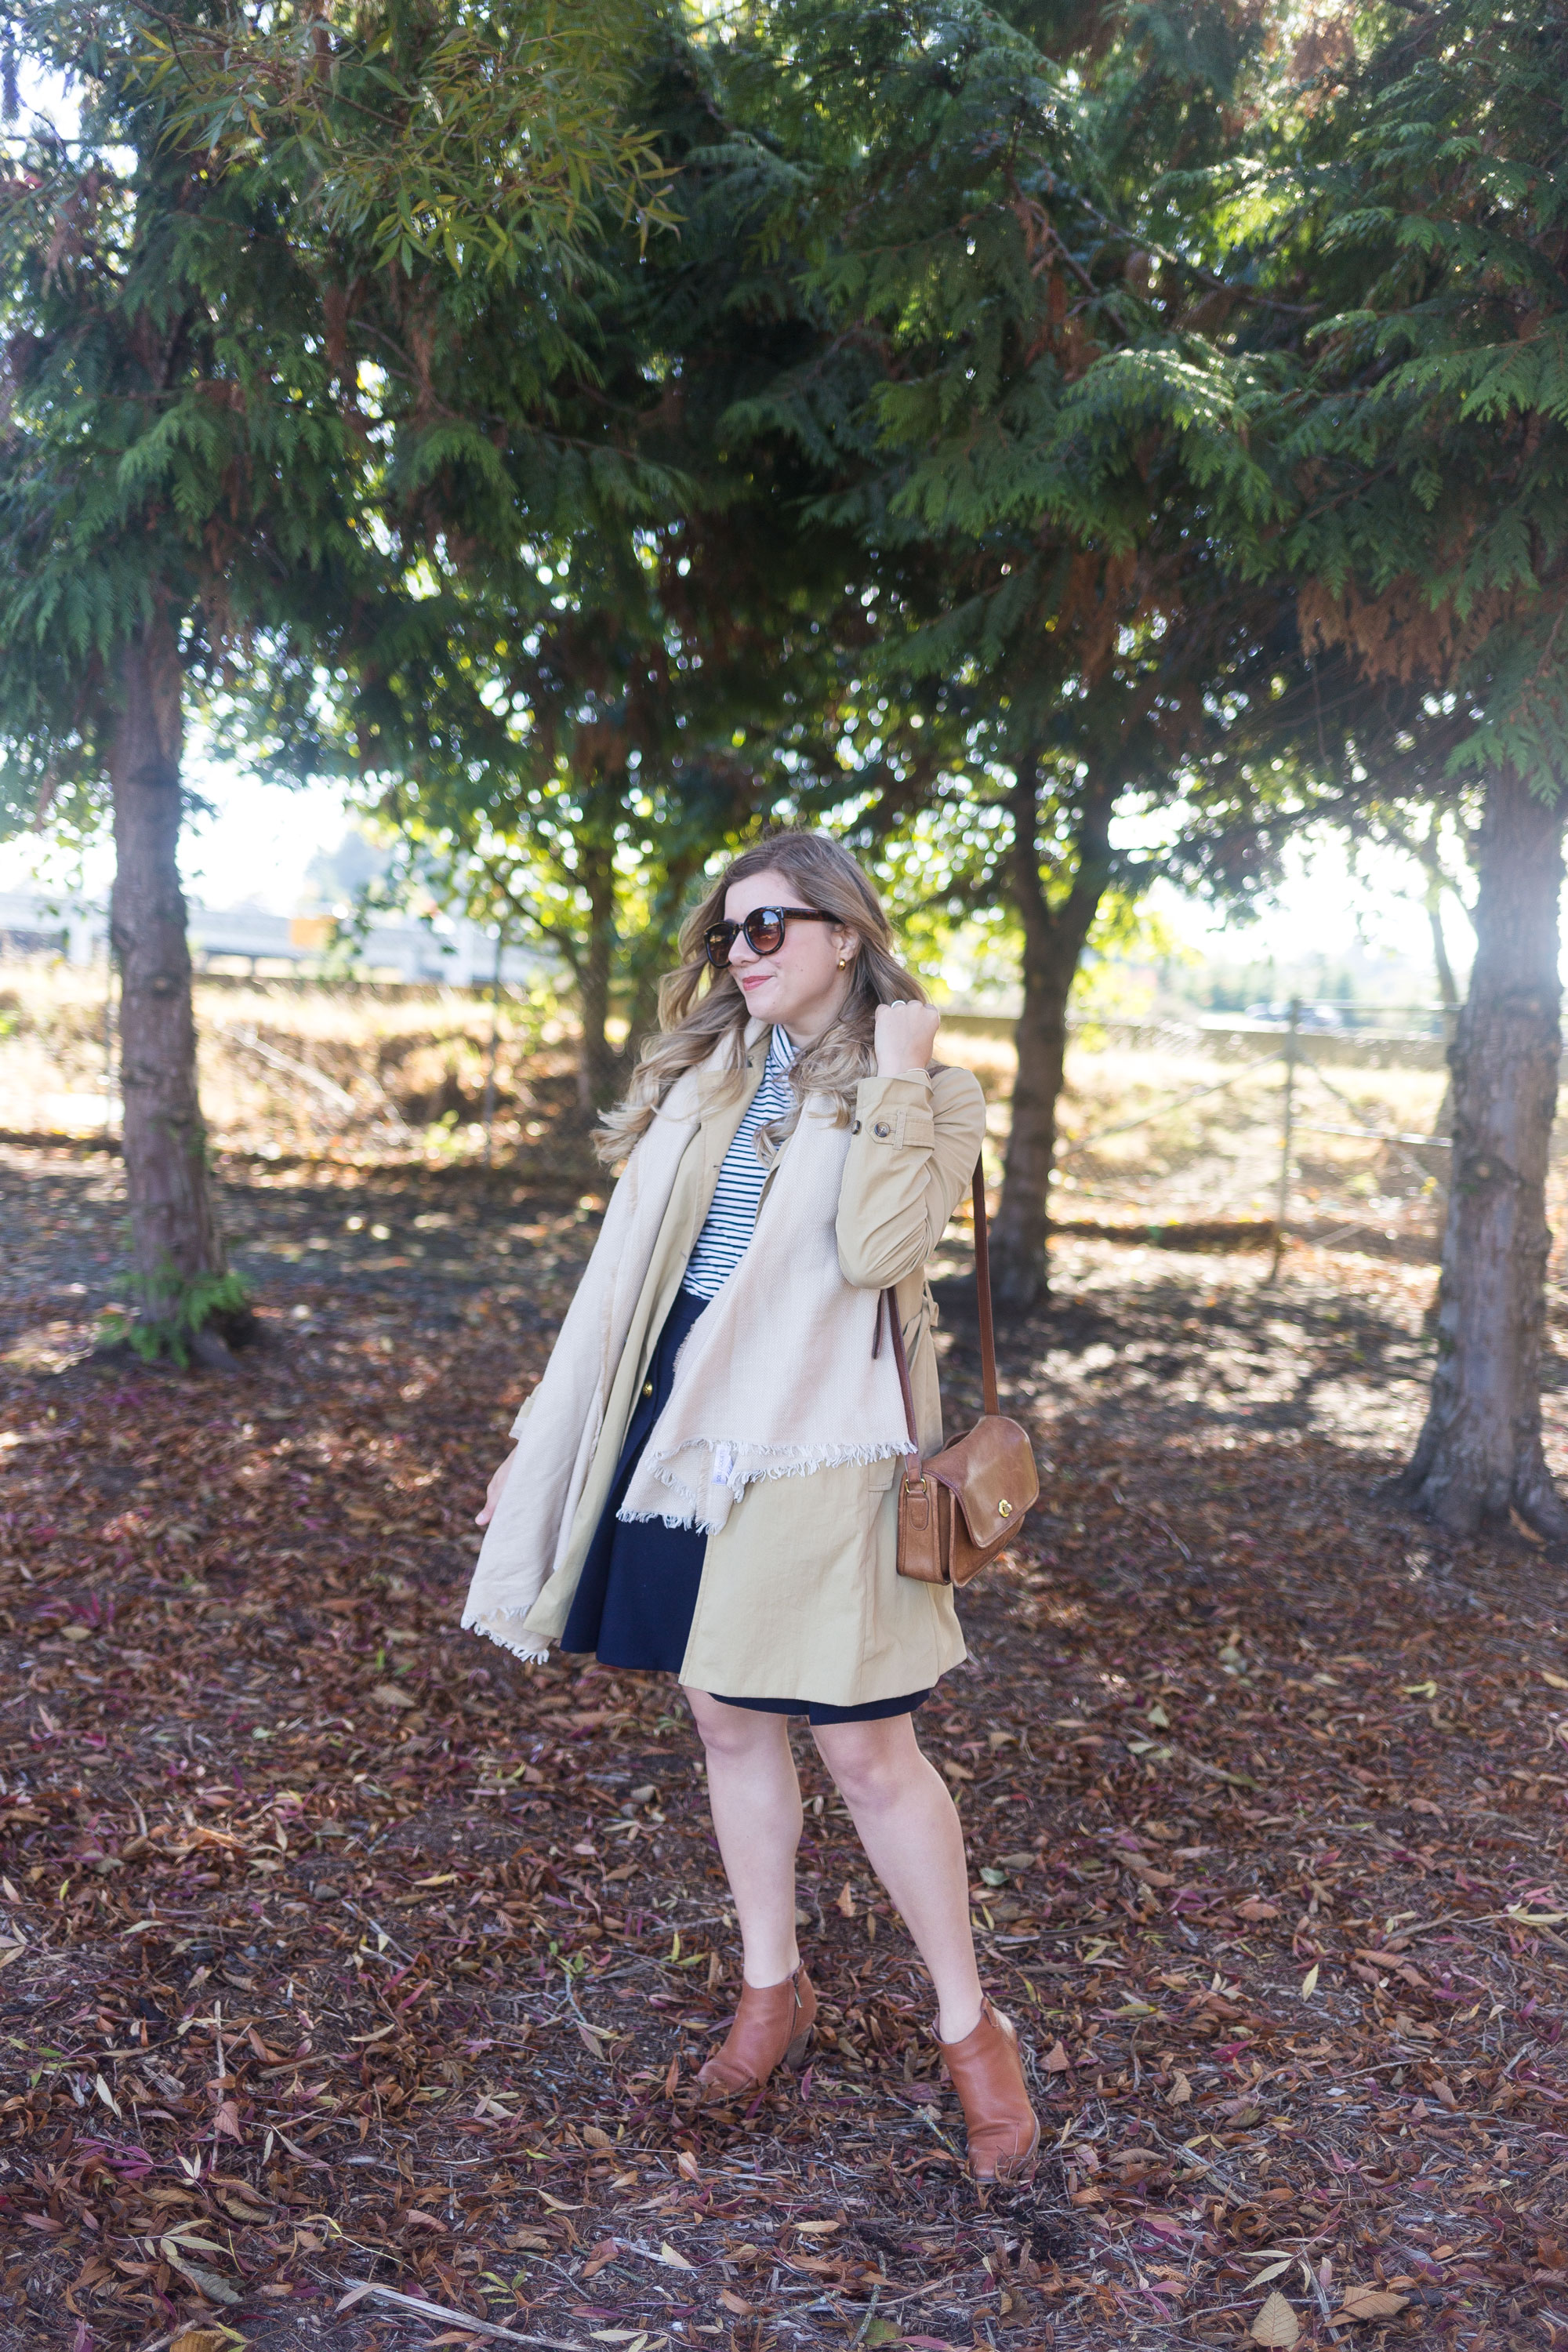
[783,2024,814,2071]
[935,1998,1040,2186]
[695,1963,817,2100]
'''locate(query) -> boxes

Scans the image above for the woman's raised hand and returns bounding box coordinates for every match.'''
[476,1450,515,1529]
[873,999,942,1078]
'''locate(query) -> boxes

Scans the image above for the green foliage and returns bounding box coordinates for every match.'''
[13,0,1556,1109]
[355,775,778,1037]
[698,0,1367,954]
[141,0,676,278]
[1288,0,1568,786]
[100,1266,252,1364]
[286,18,928,1063]
[0,4,379,829]
[1040,0,1568,789]
[0,0,693,846]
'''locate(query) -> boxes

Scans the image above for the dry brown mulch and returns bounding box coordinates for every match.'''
[2,1142,1566,2352]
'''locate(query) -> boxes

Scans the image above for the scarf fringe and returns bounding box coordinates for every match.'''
[616,1093,916,1538]
[617,1435,913,1534]
[460,1606,552,1666]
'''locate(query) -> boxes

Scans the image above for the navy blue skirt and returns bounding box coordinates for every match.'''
[561,1286,928,1726]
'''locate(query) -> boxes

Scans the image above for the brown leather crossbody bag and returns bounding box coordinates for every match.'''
[876,1160,1040,1586]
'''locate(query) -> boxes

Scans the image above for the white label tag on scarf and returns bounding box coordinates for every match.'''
[712,1443,736,1490]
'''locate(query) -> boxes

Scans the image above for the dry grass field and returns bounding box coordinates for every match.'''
[0,967,573,1162]
[1,971,1488,1268]
[14,963,1567,1308]
[938,1028,1462,1269]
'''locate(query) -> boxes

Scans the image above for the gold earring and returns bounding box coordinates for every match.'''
[837,955,848,969]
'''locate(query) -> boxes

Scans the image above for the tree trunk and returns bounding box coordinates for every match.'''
[575,837,621,1116]
[989,764,1117,1312]
[626,840,710,1062]
[109,618,245,1364]
[1394,764,1568,1535]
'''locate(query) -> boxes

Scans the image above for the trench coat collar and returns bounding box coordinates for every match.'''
[693,1018,770,1127]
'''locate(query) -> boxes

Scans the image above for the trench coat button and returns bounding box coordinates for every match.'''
[873,1120,891,1138]
[851,1120,861,1133]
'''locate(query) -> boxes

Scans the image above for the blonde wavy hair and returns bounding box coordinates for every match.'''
[594,831,928,1168]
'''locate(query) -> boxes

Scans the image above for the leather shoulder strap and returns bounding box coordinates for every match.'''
[971,1160,999,1417]
[878,1156,996,1452]
[876,1289,923,1469]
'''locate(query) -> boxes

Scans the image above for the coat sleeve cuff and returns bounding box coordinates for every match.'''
[851,1071,936,1150]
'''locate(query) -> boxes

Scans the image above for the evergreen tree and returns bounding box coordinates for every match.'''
[1055,0,1568,1530]
[318,20,898,1112]
[0,0,662,1356]
[1292,1,1568,1536]
[717,0,1357,1304]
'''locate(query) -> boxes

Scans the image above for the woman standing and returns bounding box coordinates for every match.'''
[466,832,1037,2184]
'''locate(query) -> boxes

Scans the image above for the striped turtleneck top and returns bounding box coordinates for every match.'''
[681,1026,797,1300]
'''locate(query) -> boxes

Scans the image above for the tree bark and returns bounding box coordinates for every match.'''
[110,617,244,1362]
[626,837,711,1062]
[575,833,621,1115]
[989,764,1118,1312]
[1394,764,1568,1535]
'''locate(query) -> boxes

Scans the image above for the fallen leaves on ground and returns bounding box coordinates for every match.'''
[1250,2288,1301,2346]
[0,1141,1566,2349]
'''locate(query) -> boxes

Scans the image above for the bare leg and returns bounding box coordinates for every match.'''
[684,1690,803,1987]
[812,1713,982,2042]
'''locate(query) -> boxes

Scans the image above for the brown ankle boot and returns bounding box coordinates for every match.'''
[936,1998,1040,2183]
[695,1963,817,2101]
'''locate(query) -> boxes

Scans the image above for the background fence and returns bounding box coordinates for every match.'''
[946,1004,1468,1271]
[6,960,1566,1276]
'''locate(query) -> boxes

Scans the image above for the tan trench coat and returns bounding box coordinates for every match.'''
[516,1033,987,1704]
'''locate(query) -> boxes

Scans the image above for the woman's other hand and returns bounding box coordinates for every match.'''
[477,1450,515,1528]
[873,1000,941,1077]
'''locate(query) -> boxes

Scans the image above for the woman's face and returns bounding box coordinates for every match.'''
[721,866,858,1042]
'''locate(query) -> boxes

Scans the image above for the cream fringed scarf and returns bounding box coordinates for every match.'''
[461,1033,915,1661]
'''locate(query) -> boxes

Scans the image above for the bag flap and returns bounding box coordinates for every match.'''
[924,1416,1039,1549]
